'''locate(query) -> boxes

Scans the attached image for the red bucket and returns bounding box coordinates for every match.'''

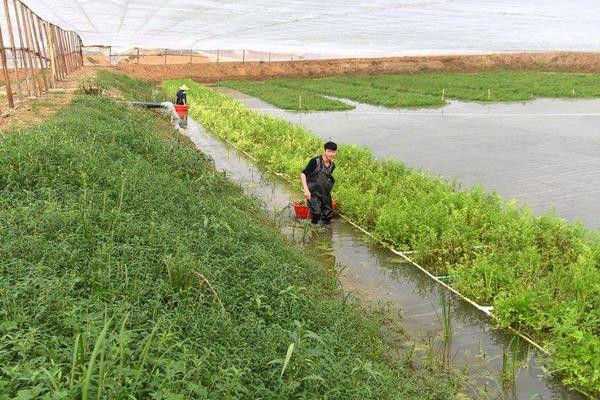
[291,200,337,219]
[291,202,310,219]
[175,104,189,118]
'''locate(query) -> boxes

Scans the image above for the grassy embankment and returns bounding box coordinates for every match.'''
[164,78,600,397]
[0,90,460,397]
[95,69,166,102]
[220,71,600,109]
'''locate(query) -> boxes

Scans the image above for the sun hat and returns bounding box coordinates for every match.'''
[179,84,189,91]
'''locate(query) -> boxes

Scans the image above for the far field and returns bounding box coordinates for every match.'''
[219,71,600,110]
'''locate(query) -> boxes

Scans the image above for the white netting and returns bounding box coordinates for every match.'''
[17,0,600,57]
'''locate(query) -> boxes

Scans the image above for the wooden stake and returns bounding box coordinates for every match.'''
[164,48,167,65]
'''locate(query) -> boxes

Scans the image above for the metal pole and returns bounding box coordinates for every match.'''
[164,48,167,65]
[242,49,245,63]
[190,48,193,64]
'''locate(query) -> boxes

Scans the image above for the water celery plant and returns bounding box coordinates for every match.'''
[163,78,600,397]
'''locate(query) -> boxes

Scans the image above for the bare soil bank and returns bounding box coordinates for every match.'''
[117,52,600,83]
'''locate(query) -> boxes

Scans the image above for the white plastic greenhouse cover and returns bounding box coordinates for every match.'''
[16,0,600,56]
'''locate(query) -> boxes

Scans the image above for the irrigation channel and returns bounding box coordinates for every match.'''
[217,88,600,230]
[182,117,584,399]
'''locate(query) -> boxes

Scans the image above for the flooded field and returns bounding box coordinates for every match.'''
[184,118,585,399]
[218,87,600,229]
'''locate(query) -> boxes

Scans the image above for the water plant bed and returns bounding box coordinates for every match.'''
[220,71,600,110]
[163,78,600,397]
[219,79,353,111]
[0,94,463,398]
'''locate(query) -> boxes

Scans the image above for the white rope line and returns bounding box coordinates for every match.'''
[194,105,600,117]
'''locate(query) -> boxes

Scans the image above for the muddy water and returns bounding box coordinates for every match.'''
[217,87,600,230]
[184,118,583,399]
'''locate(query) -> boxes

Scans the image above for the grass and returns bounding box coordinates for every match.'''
[94,69,164,102]
[219,79,354,111]
[0,93,461,398]
[222,71,600,109]
[163,78,600,397]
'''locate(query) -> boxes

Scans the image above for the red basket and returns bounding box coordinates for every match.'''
[174,104,189,118]
[291,200,337,219]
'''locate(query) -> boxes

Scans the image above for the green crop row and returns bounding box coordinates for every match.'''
[163,78,600,397]
[224,71,600,110]
[0,94,460,399]
[219,79,354,111]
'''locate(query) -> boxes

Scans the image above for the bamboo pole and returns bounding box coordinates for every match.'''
[44,22,56,85]
[79,37,83,67]
[3,0,22,100]
[12,0,32,96]
[58,29,69,74]
[58,29,70,75]
[19,2,39,96]
[22,3,43,94]
[0,20,15,107]
[51,25,64,80]
[21,3,48,96]
[34,15,51,87]
[26,6,47,92]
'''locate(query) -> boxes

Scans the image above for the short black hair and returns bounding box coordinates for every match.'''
[324,141,337,151]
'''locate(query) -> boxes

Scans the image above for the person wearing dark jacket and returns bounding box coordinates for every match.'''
[176,84,188,105]
[300,142,337,225]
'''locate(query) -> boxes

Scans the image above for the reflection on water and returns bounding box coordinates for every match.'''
[184,118,584,399]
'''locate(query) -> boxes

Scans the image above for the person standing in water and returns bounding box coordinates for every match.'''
[300,142,337,225]
[176,84,188,105]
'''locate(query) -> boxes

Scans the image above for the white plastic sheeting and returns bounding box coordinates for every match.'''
[19,0,600,56]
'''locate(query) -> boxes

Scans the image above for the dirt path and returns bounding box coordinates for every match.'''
[117,51,600,83]
[0,67,96,132]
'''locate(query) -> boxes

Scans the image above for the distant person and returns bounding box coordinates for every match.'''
[301,142,337,226]
[176,84,188,105]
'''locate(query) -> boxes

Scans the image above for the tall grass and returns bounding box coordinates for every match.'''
[163,78,600,397]
[0,94,459,398]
